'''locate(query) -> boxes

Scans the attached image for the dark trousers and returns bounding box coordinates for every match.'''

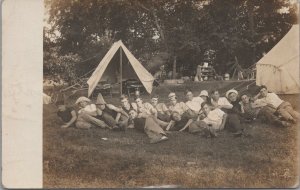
[225,113,243,133]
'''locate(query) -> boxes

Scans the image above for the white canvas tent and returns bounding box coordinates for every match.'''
[87,40,155,97]
[256,25,300,94]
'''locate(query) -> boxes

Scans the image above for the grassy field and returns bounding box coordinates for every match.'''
[43,81,299,188]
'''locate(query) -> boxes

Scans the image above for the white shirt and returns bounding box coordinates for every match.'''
[186,97,203,112]
[203,108,225,130]
[256,93,283,109]
[211,97,233,109]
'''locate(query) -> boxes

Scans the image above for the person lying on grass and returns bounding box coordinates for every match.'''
[253,85,300,125]
[200,102,243,137]
[56,100,77,128]
[95,93,129,130]
[164,111,216,137]
[128,109,168,144]
[150,95,171,122]
[75,96,110,129]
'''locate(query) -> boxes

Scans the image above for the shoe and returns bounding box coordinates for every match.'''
[150,136,168,144]
[233,131,243,137]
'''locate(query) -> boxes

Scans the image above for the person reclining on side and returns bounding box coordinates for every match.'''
[95,93,129,130]
[56,100,77,128]
[200,102,243,136]
[128,109,168,144]
[165,111,216,137]
[240,93,291,127]
[75,96,110,129]
[253,85,300,125]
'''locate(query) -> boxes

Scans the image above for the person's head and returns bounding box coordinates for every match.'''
[201,102,212,115]
[75,97,91,108]
[120,95,130,107]
[241,94,250,104]
[128,109,138,119]
[168,92,177,104]
[151,95,159,106]
[199,90,209,102]
[226,89,238,102]
[259,85,268,98]
[96,93,106,110]
[56,101,66,111]
[171,111,182,122]
[211,89,220,101]
[185,89,194,101]
[135,97,143,107]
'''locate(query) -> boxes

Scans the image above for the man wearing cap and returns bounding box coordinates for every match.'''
[95,93,129,130]
[226,89,242,115]
[253,85,300,124]
[75,96,109,129]
[199,90,210,103]
[210,90,244,134]
[151,95,171,122]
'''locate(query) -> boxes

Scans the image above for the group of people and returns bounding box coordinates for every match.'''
[56,85,300,144]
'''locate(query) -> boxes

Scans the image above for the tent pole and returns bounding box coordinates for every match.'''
[120,47,123,96]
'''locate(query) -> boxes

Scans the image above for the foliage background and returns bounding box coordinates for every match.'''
[44,0,298,84]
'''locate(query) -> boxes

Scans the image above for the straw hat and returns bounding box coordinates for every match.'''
[225,89,238,98]
[96,93,106,105]
[75,97,91,105]
[199,90,209,97]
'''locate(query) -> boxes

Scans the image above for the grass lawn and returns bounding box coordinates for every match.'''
[43,81,299,188]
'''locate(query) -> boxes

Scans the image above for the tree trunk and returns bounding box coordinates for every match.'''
[248,1,256,64]
[172,56,177,79]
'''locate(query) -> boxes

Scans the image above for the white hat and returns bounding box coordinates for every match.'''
[225,89,238,98]
[199,90,209,97]
[75,96,91,104]
[168,92,176,99]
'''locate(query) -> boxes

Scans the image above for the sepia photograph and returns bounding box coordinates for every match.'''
[43,0,299,188]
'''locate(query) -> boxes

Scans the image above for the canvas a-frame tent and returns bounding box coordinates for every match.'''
[256,24,300,94]
[87,40,155,97]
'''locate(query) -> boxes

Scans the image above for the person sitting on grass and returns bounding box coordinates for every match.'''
[135,97,157,118]
[95,93,129,130]
[128,109,168,144]
[119,95,137,128]
[253,85,299,125]
[185,89,203,117]
[200,102,243,136]
[167,92,195,118]
[150,95,171,122]
[75,96,110,129]
[56,100,77,128]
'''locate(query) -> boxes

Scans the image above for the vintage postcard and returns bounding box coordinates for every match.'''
[2,0,300,188]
